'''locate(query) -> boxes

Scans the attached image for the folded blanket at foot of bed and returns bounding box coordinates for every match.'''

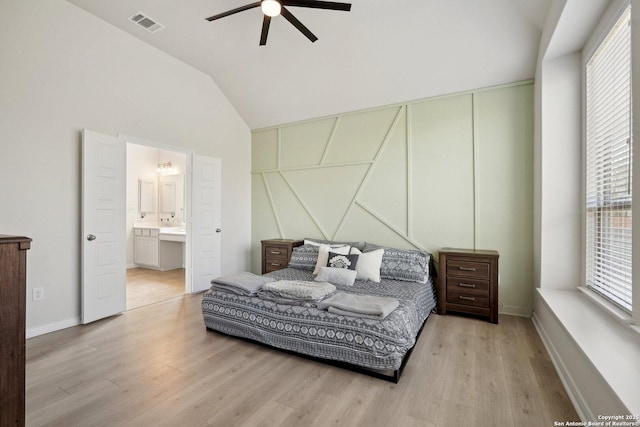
[211,272,276,296]
[317,292,399,319]
[263,280,336,301]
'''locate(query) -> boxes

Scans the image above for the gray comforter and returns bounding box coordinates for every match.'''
[201,267,437,371]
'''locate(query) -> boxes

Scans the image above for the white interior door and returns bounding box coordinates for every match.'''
[191,155,222,292]
[81,129,126,324]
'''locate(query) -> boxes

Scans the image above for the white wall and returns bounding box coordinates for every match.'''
[536,53,582,290]
[0,0,251,335]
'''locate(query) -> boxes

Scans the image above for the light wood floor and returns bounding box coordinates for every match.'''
[126,268,185,310]
[25,294,579,426]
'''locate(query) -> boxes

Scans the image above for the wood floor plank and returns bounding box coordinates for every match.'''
[238,400,296,427]
[25,295,580,426]
[436,399,475,427]
[473,333,515,426]
[498,315,555,427]
[530,357,580,422]
[441,330,477,407]
[312,374,382,426]
[126,267,185,310]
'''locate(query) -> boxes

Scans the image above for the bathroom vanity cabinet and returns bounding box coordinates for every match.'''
[134,225,185,271]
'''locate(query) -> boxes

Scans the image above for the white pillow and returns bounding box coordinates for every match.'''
[315,266,357,287]
[313,244,350,275]
[349,248,384,282]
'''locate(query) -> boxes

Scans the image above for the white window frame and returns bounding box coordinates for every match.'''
[582,0,639,327]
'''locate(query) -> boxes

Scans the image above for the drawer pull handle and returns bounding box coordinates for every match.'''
[270,263,280,266]
[459,296,475,301]
[459,266,477,272]
[270,251,281,255]
[458,283,476,288]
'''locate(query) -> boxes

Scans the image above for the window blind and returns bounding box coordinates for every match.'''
[585,5,633,313]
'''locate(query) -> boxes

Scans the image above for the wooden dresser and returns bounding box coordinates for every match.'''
[261,239,303,274]
[438,248,499,324]
[0,235,32,427]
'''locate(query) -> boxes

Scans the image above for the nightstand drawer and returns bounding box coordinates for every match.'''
[264,259,288,273]
[446,259,490,279]
[264,245,289,260]
[446,277,490,295]
[446,289,489,308]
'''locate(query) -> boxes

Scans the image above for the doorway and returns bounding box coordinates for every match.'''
[82,129,221,324]
[125,142,187,310]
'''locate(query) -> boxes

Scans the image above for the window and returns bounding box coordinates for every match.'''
[585,5,632,313]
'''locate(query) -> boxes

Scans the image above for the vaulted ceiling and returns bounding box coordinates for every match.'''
[67,0,551,129]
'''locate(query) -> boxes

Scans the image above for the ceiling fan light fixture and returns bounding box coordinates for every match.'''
[261,0,281,17]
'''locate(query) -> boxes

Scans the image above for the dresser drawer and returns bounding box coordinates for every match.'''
[446,288,490,308]
[446,277,490,295]
[446,259,490,279]
[264,245,289,260]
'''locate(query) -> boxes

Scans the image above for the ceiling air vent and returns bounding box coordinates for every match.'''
[129,12,164,33]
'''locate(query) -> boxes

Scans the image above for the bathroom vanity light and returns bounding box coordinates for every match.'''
[157,162,173,174]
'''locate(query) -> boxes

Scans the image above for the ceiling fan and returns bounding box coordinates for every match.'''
[206,0,352,46]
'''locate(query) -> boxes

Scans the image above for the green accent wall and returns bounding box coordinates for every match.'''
[251,82,534,316]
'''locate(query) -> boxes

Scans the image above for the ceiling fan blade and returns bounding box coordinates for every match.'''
[281,7,318,42]
[260,15,271,45]
[282,0,351,11]
[206,2,261,21]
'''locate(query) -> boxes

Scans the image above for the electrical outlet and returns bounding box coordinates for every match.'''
[33,287,44,301]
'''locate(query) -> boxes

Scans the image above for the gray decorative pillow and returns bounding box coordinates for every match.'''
[304,238,364,250]
[315,266,357,287]
[378,248,431,283]
[288,244,319,271]
[327,251,359,270]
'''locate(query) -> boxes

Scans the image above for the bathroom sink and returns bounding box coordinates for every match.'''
[159,227,186,234]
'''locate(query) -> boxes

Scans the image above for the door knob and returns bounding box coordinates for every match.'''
[87,234,97,241]
[216,228,221,233]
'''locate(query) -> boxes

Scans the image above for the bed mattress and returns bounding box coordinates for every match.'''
[201,267,437,371]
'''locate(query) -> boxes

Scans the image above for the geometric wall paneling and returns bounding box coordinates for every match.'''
[251,128,278,171]
[282,164,370,240]
[251,174,281,237]
[409,93,475,252]
[338,203,420,250]
[263,172,323,239]
[322,106,400,164]
[474,85,534,315]
[251,82,534,315]
[280,118,336,169]
[358,106,408,235]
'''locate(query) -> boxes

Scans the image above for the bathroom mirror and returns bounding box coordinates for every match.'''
[158,174,184,220]
[138,179,155,214]
[161,182,176,214]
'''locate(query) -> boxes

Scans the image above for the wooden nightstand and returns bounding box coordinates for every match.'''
[261,239,303,274]
[438,248,499,324]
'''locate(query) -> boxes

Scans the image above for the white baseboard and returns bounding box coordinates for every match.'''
[26,316,80,339]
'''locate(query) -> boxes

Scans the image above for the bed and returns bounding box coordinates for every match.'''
[201,241,437,382]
